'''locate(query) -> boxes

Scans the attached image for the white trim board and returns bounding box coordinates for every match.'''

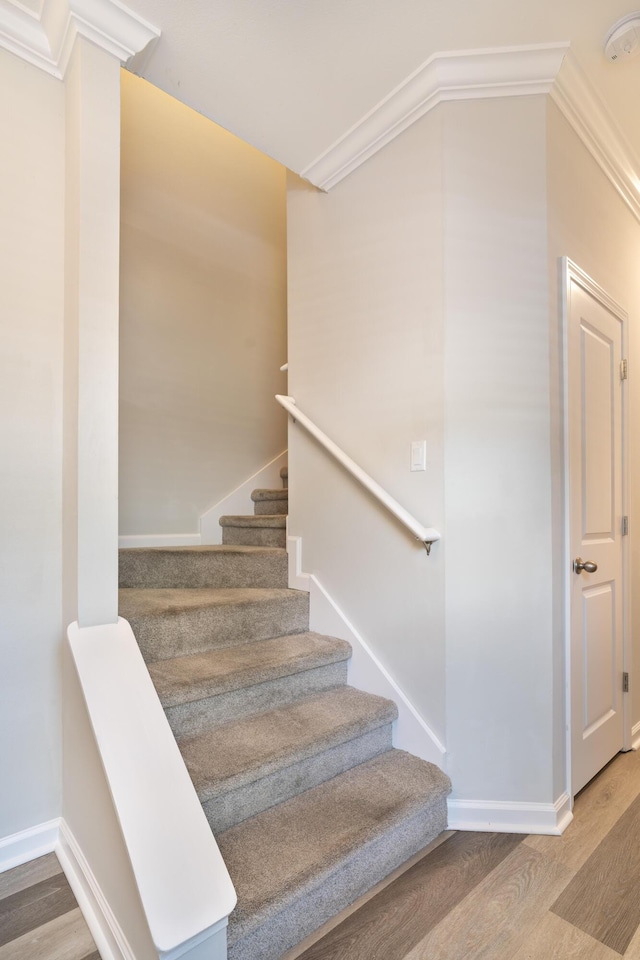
[286,534,446,767]
[300,42,640,228]
[550,51,640,225]
[0,0,159,79]
[301,42,569,190]
[57,820,132,960]
[447,793,573,836]
[200,450,287,545]
[0,818,60,873]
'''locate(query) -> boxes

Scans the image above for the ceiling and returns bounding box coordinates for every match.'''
[124,0,640,177]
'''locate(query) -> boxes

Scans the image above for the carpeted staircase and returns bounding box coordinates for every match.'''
[119,467,451,960]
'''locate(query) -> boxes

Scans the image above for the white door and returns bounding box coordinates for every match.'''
[567,261,627,796]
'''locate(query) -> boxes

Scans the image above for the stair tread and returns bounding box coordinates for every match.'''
[119,586,303,619]
[220,515,286,527]
[178,686,397,802]
[251,489,289,501]
[219,749,450,944]
[149,632,351,707]
[280,467,288,478]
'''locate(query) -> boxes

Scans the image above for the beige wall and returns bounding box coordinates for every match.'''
[0,51,65,836]
[287,110,447,742]
[442,96,556,803]
[546,101,640,738]
[288,95,562,807]
[119,72,288,537]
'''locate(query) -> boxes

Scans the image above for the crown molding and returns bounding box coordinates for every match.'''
[301,42,570,191]
[550,49,640,224]
[0,0,159,78]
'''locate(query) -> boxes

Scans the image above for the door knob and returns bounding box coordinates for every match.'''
[574,557,598,574]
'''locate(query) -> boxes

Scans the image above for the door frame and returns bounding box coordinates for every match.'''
[561,257,631,807]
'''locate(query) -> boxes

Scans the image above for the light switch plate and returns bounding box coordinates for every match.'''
[411,440,427,471]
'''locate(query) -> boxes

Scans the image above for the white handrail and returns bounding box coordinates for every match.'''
[276,395,441,553]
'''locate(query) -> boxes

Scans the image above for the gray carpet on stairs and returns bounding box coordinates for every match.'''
[118,472,451,960]
[220,750,451,960]
[119,545,288,589]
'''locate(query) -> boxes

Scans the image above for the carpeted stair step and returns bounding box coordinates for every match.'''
[148,632,351,737]
[219,749,451,960]
[251,489,288,516]
[178,686,398,833]
[119,587,309,662]
[280,466,288,489]
[220,515,286,548]
[118,545,287,590]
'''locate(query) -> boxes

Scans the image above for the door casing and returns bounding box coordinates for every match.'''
[561,257,631,807]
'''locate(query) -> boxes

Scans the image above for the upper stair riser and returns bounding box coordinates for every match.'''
[223,527,286,547]
[119,547,287,589]
[254,498,288,515]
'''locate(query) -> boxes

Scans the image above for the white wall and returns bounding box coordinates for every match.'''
[0,50,65,838]
[288,94,567,811]
[442,96,556,804]
[287,109,447,742]
[546,101,640,741]
[119,72,288,537]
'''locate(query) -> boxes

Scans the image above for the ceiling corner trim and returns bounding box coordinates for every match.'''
[550,50,640,224]
[0,1,59,75]
[301,42,570,191]
[0,0,159,79]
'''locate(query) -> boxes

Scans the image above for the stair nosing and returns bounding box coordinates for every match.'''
[220,515,287,527]
[180,687,398,804]
[149,633,351,707]
[221,750,451,944]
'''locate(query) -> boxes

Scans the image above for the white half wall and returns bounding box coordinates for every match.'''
[119,72,288,538]
[287,535,446,767]
[0,49,65,842]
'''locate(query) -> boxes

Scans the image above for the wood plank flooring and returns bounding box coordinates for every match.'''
[3,746,640,960]
[291,746,640,960]
[0,854,98,960]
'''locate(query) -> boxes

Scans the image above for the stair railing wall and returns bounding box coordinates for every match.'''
[67,618,236,960]
[275,394,441,553]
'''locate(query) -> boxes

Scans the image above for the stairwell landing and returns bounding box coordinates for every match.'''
[118,467,451,960]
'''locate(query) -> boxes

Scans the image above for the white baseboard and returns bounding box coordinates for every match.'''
[56,820,134,960]
[200,451,288,545]
[447,792,573,835]
[0,818,60,873]
[632,720,640,751]
[287,534,445,767]
[118,533,202,549]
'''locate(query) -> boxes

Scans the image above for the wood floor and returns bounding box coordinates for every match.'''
[288,745,640,960]
[0,853,98,960]
[2,746,640,960]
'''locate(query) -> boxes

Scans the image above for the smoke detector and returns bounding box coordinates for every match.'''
[605,12,640,62]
